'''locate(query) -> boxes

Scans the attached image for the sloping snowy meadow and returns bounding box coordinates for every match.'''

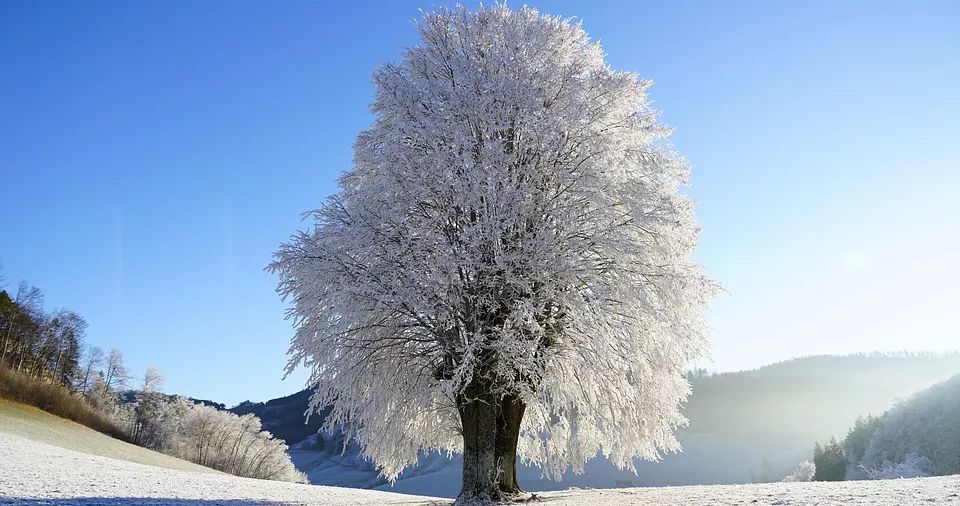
[3,431,960,505]
[0,432,441,505]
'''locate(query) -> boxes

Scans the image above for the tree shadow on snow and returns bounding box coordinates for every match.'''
[0,500,285,506]
[0,499,445,506]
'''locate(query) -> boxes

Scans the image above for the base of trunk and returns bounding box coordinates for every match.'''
[454,490,536,505]
[458,387,528,504]
[458,385,497,503]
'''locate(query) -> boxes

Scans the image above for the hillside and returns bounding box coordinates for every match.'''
[231,388,325,445]
[0,399,215,474]
[3,428,959,505]
[236,352,960,496]
[845,371,960,478]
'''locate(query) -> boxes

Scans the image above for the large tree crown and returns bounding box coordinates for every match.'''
[271,4,715,481]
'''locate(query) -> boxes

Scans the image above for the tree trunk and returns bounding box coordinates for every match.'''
[458,384,528,503]
[459,384,499,503]
[495,392,526,496]
[16,344,26,372]
[53,345,64,380]
[0,326,12,364]
[1,314,18,365]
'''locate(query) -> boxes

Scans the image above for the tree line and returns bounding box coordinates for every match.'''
[0,278,134,407]
[0,281,87,389]
[810,371,960,482]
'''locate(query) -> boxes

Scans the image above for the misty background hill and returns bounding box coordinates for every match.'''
[226,352,960,497]
[685,352,960,439]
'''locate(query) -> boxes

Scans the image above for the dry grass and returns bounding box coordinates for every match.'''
[0,364,126,440]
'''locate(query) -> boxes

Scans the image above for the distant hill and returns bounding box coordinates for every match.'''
[119,390,226,411]
[685,352,960,439]
[230,388,326,445]
[229,352,960,497]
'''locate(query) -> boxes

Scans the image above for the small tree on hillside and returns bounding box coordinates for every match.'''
[270,5,714,502]
[783,460,816,482]
[141,365,165,393]
[75,345,105,394]
[122,366,169,448]
[813,438,847,481]
[102,348,129,393]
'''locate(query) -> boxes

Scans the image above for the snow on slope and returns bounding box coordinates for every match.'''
[0,400,214,474]
[0,432,442,505]
[289,433,458,490]
[3,430,960,505]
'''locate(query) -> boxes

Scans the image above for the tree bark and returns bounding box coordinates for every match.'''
[458,384,528,503]
[459,384,499,502]
[0,323,13,364]
[495,392,526,496]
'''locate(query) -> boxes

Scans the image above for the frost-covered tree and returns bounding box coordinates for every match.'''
[173,403,306,483]
[87,372,120,416]
[270,5,713,502]
[121,366,171,448]
[141,365,165,393]
[861,453,930,480]
[782,460,815,482]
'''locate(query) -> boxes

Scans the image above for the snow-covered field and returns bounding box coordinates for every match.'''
[0,431,442,505]
[3,429,960,505]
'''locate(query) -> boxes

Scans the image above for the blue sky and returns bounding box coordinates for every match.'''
[1,1,957,405]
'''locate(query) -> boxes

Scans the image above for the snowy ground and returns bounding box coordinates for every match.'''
[0,431,442,505]
[540,478,960,505]
[3,430,960,505]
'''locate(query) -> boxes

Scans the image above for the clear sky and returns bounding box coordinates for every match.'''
[1,1,957,406]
